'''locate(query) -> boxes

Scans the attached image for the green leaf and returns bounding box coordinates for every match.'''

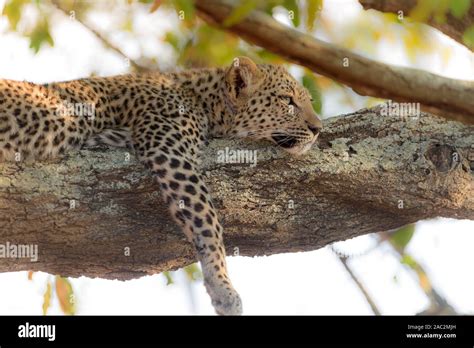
[400,254,418,269]
[449,0,471,18]
[173,0,195,21]
[433,0,450,23]
[306,0,322,31]
[283,0,300,27]
[223,0,257,27]
[462,25,474,49]
[390,224,415,251]
[410,0,438,22]
[183,263,202,282]
[42,281,52,315]
[29,19,54,54]
[164,31,180,51]
[401,253,431,291]
[163,271,173,285]
[2,0,28,30]
[302,73,323,115]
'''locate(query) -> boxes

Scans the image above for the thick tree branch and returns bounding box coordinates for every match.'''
[359,0,474,50]
[0,106,472,280]
[194,0,474,125]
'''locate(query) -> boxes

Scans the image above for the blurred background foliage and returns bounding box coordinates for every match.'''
[2,0,471,314]
[3,0,472,116]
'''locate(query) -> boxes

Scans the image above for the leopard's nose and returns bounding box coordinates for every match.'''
[305,113,322,135]
[307,123,321,135]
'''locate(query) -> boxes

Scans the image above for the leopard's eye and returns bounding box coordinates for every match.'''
[280,95,296,106]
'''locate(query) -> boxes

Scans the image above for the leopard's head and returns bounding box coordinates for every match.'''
[224,56,322,155]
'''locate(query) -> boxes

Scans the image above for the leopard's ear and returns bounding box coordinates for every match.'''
[225,56,264,106]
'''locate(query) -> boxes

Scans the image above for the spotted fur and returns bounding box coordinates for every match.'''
[0,57,322,315]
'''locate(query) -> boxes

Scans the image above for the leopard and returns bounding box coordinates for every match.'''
[0,56,322,315]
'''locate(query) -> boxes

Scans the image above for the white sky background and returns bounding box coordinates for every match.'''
[0,0,473,315]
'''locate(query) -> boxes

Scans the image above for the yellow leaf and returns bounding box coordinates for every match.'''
[150,0,162,13]
[306,0,323,31]
[42,281,52,315]
[314,75,333,89]
[366,97,386,108]
[121,17,134,32]
[382,12,401,23]
[416,270,432,293]
[55,276,76,315]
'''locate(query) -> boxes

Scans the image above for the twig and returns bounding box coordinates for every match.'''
[50,0,150,72]
[334,252,382,315]
[380,231,458,315]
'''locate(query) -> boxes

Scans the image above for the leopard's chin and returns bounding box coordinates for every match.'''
[281,135,318,156]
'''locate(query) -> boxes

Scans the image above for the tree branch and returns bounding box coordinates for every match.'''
[1,106,472,280]
[335,252,382,315]
[359,0,474,50]
[194,0,474,125]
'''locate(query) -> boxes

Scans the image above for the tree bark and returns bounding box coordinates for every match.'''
[0,105,472,280]
[194,0,474,125]
[359,0,474,49]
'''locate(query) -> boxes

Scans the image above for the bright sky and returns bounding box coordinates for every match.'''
[0,0,473,315]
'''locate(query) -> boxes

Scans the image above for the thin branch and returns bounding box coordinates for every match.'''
[50,0,150,72]
[335,253,382,315]
[380,231,458,315]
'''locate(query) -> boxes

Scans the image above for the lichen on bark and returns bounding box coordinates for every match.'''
[0,105,472,280]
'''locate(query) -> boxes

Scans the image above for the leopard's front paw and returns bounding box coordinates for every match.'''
[206,283,242,315]
[212,288,242,316]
